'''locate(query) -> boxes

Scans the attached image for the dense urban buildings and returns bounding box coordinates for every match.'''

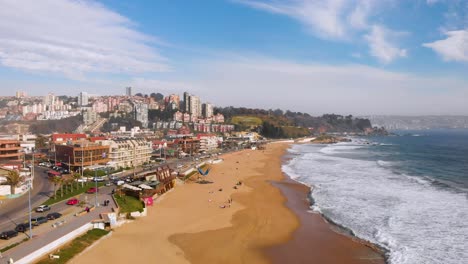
[0,139,23,164]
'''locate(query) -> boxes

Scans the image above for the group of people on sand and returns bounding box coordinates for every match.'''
[220,198,232,209]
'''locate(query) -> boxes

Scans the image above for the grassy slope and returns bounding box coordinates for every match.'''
[36,229,109,264]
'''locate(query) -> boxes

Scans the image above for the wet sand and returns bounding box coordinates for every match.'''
[71,143,384,264]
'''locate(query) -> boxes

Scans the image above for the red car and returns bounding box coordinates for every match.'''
[66,198,79,205]
[86,187,98,194]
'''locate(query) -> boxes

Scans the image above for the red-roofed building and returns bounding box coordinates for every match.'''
[89,136,107,142]
[52,133,87,143]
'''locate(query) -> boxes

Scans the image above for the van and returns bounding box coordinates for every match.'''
[31,216,48,226]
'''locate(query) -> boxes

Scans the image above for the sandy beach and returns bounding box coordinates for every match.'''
[71,143,384,264]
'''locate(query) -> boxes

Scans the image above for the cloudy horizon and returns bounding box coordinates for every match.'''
[0,0,467,116]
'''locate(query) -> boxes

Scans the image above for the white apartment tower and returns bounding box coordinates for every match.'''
[189,95,201,118]
[78,92,89,106]
[134,103,149,128]
[202,103,214,118]
[126,87,132,97]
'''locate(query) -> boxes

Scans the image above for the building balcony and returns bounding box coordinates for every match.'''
[0,146,21,151]
[0,152,23,158]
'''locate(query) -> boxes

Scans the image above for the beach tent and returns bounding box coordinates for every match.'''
[197,167,210,176]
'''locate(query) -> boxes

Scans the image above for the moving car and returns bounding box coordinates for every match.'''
[66,198,79,205]
[46,212,62,220]
[15,223,32,232]
[86,187,98,193]
[31,216,48,226]
[0,230,18,240]
[36,205,51,212]
[92,177,105,182]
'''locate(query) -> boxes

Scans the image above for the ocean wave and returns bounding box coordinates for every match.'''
[377,160,393,167]
[319,144,365,155]
[282,144,468,264]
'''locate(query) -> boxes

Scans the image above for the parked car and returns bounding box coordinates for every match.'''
[115,180,125,186]
[0,230,18,240]
[46,212,62,220]
[93,177,105,182]
[109,175,118,181]
[15,223,32,232]
[36,205,51,212]
[66,198,79,205]
[31,216,48,226]
[86,187,98,193]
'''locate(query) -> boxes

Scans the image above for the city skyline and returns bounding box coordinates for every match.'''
[0,0,467,115]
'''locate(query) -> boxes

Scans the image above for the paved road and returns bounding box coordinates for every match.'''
[0,202,115,264]
[0,187,117,263]
[0,166,53,233]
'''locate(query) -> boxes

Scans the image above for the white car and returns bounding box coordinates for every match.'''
[36,205,51,212]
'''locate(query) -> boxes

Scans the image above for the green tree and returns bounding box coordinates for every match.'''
[48,176,61,199]
[1,170,24,195]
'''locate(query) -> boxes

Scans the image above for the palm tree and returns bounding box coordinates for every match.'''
[63,174,73,193]
[48,176,61,199]
[72,173,81,189]
[1,170,24,195]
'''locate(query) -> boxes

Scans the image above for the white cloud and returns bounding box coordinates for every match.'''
[130,78,194,93]
[426,0,442,5]
[364,25,408,63]
[235,0,378,40]
[0,0,169,79]
[235,0,407,63]
[423,30,468,62]
[191,57,468,115]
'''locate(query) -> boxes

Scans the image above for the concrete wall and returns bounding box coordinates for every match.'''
[15,223,93,264]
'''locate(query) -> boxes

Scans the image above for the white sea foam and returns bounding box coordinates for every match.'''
[283,144,468,264]
[377,160,392,167]
[319,143,365,155]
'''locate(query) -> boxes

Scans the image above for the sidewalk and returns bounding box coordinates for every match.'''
[0,198,116,264]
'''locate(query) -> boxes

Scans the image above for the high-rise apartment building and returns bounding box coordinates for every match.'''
[83,109,98,125]
[189,95,201,118]
[134,103,149,128]
[183,92,190,113]
[16,91,26,98]
[78,92,89,106]
[202,103,214,118]
[43,93,56,106]
[126,87,132,97]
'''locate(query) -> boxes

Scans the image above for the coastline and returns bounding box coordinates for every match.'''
[71,143,385,264]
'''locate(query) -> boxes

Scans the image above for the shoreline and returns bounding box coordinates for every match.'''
[268,176,386,264]
[71,143,385,264]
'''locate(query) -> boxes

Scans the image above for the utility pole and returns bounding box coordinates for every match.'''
[28,150,34,239]
[133,143,136,178]
[91,151,98,207]
[81,145,84,176]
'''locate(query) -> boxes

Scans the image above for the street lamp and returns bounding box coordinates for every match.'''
[28,149,34,239]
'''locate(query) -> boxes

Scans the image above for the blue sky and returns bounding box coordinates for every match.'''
[0,0,467,115]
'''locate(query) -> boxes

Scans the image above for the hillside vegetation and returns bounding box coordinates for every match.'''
[216,107,373,139]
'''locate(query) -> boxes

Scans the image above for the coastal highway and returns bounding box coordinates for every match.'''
[0,166,53,233]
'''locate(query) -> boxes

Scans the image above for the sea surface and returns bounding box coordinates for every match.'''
[282,129,468,264]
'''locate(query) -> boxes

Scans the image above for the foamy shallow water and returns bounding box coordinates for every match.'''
[283,142,468,264]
